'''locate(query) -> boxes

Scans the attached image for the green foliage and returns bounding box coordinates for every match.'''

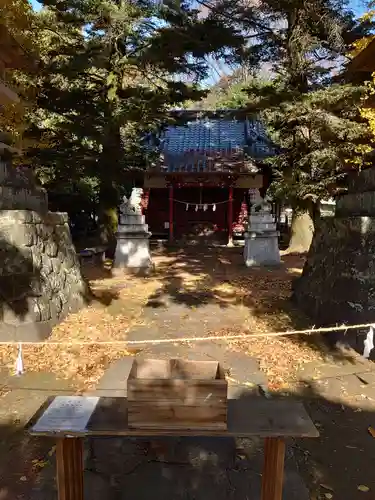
[26,0,244,218]
[258,82,372,205]
[202,0,374,207]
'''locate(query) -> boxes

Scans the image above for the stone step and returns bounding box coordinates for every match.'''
[86,357,134,397]
[298,358,375,381]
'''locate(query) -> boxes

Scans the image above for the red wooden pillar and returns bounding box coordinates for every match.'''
[227,186,234,247]
[141,188,150,214]
[169,185,174,241]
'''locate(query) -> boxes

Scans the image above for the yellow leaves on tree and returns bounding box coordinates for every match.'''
[0,0,33,47]
[349,10,375,58]
[349,10,375,141]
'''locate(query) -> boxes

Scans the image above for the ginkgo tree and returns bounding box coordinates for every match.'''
[348,4,375,141]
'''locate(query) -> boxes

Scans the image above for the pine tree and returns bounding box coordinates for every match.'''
[27,0,244,247]
[0,0,38,151]
[204,0,374,252]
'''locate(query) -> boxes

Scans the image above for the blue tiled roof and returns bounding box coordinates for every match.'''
[164,120,245,154]
[158,117,274,173]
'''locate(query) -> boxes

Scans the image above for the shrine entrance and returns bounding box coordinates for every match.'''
[172,187,229,243]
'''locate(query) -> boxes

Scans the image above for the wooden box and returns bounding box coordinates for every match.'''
[127,358,228,430]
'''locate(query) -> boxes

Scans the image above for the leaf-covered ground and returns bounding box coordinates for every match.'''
[1,247,375,500]
[0,248,329,392]
[0,272,160,392]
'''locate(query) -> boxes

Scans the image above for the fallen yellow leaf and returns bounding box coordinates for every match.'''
[48,446,56,457]
[368,426,375,438]
[358,485,370,492]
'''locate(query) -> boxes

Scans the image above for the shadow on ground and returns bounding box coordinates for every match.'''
[4,385,371,500]
[143,245,357,364]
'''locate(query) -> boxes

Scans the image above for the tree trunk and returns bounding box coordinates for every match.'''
[97,181,119,259]
[286,210,314,254]
[285,201,318,254]
[97,122,122,259]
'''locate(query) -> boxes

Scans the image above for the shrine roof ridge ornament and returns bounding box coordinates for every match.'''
[167,108,249,122]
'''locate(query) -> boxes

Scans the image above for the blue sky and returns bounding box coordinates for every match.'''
[350,0,367,15]
[29,0,41,10]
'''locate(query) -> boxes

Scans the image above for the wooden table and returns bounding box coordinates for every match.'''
[27,396,318,500]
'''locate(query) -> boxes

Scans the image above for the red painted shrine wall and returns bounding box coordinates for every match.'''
[145,187,249,239]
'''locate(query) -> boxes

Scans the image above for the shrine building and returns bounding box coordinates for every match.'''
[142,110,275,245]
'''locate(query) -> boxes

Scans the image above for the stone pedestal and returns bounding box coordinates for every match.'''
[113,189,152,274]
[243,191,280,267]
[293,167,375,357]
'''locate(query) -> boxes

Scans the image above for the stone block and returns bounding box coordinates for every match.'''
[0,247,33,275]
[113,234,152,271]
[29,275,44,297]
[244,231,281,267]
[40,223,55,240]
[348,167,375,193]
[50,295,63,321]
[0,187,47,211]
[32,212,42,223]
[0,206,86,341]
[31,246,43,269]
[58,290,68,305]
[119,214,145,225]
[63,248,77,268]
[94,357,134,396]
[41,254,53,275]
[249,214,274,224]
[45,241,58,258]
[4,223,37,247]
[2,297,41,325]
[294,217,375,326]
[51,257,62,273]
[0,274,39,302]
[37,297,51,322]
[117,224,149,234]
[336,192,375,217]
[44,212,68,225]
[249,222,277,231]
[15,320,52,341]
[43,212,60,225]
[49,272,64,293]
[0,210,33,224]
[41,279,53,299]
[0,322,17,341]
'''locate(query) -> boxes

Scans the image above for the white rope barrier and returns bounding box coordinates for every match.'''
[1,321,374,347]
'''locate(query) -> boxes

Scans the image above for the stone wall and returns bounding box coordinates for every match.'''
[0,160,48,212]
[0,210,88,341]
[293,166,375,353]
[293,216,375,352]
[294,216,375,323]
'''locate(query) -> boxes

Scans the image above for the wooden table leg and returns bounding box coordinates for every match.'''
[261,437,285,500]
[56,438,84,500]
